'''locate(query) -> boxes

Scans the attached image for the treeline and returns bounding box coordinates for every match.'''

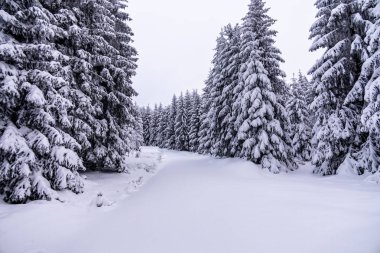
[141,90,201,152]
[141,74,311,174]
[142,0,380,181]
[0,0,142,203]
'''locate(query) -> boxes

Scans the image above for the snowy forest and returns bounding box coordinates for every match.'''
[141,1,380,178]
[1,0,380,252]
[0,0,143,203]
[0,0,380,205]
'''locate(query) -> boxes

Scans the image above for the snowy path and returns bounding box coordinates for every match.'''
[1,148,380,253]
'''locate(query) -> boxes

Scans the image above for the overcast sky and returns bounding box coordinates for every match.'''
[128,0,321,107]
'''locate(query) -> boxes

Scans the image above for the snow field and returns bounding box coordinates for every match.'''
[0,147,162,253]
[1,147,379,253]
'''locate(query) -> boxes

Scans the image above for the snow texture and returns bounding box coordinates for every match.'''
[0,147,379,253]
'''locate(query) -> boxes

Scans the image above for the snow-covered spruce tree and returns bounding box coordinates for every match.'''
[198,78,216,154]
[175,93,189,151]
[141,106,152,145]
[0,0,84,202]
[302,75,315,107]
[183,91,192,150]
[309,0,367,175]
[156,104,168,148]
[286,73,312,161]
[206,32,228,156]
[149,104,160,146]
[126,103,144,152]
[164,95,177,149]
[63,0,139,172]
[208,24,241,158]
[197,36,225,155]
[350,0,380,180]
[232,0,295,173]
[188,90,201,152]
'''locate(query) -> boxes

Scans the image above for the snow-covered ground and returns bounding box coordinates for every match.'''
[1,147,380,253]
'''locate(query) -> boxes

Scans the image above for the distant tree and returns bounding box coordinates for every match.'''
[189,90,202,152]
[165,95,178,149]
[157,105,169,148]
[197,76,213,154]
[175,93,190,151]
[149,104,160,146]
[127,104,144,151]
[286,73,312,161]
[141,106,152,145]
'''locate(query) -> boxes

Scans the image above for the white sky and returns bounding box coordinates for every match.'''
[129,0,322,106]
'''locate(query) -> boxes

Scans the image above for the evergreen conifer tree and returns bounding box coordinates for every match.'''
[175,93,189,151]
[141,106,152,145]
[165,95,177,149]
[189,90,201,152]
[127,103,144,151]
[0,0,84,202]
[352,0,380,180]
[197,37,225,155]
[156,104,168,148]
[309,0,367,175]
[149,104,159,146]
[232,0,295,173]
[209,24,241,157]
[286,73,312,161]
[197,77,213,154]
[68,0,139,172]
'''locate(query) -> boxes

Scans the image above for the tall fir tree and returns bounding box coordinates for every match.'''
[309,0,367,175]
[352,0,380,180]
[67,0,139,172]
[232,0,295,173]
[188,90,201,152]
[197,76,213,154]
[0,0,84,202]
[197,39,224,155]
[0,0,141,203]
[206,31,228,156]
[209,24,241,158]
[175,93,189,151]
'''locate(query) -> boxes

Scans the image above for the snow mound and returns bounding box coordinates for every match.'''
[122,147,162,193]
[365,172,380,184]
